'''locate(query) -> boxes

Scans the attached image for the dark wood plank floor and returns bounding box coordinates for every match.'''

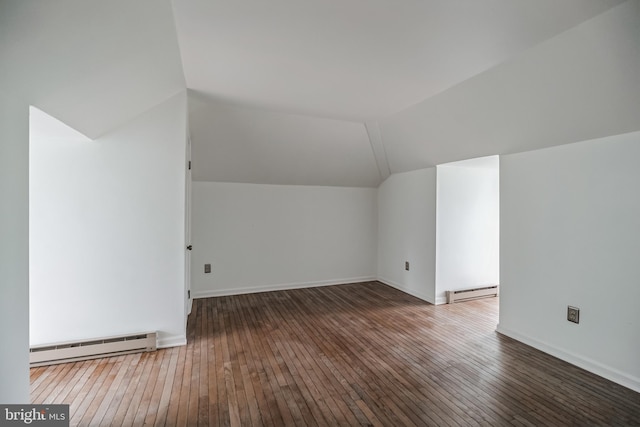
[31,282,640,426]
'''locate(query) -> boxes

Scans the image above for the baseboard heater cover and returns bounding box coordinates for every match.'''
[446,285,499,304]
[30,332,157,367]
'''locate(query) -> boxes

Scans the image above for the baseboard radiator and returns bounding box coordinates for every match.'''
[30,332,157,367]
[446,285,499,304]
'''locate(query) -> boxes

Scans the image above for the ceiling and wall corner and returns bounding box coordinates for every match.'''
[3,0,634,191]
[28,107,92,143]
[379,0,640,173]
[188,91,380,187]
[171,0,623,120]
[170,0,632,186]
[365,122,391,183]
[2,0,187,140]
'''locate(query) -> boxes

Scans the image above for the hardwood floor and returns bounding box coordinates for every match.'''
[31,282,640,426]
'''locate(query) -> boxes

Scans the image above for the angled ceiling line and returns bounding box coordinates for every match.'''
[365,121,391,182]
[29,106,93,143]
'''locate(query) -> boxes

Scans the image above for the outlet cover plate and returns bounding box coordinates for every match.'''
[567,306,580,324]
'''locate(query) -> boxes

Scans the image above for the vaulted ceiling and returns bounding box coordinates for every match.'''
[9,0,639,187]
[2,0,185,139]
[172,0,639,186]
[173,0,622,121]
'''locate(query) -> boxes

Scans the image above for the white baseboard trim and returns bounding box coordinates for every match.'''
[376,277,435,305]
[193,276,377,299]
[157,334,187,349]
[435,296,447,305]
[496,325,640,393]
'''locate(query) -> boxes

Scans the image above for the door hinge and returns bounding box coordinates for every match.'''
[188,290,191,299]
[188,160,191,170]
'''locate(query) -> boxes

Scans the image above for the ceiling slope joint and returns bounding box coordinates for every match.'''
[365,121,391,182]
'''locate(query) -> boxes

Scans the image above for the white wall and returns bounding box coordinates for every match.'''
[377,168,437,303]
[379,0,640,172]
[30,92,187,348]
[0,99,30,403]
[191,182,377,297]
[499,131,640,392]
[1,0,186,402]
[436,156,499,303]
[189,96,381,187]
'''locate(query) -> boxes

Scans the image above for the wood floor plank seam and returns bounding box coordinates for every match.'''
[74,357,119,425]
[332,288,596,427]
[241,293,312,427]
[30,282,640,426]
[287,288,465,426]
[303,286,480,426]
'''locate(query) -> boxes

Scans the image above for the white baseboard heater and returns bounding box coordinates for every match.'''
[30,332,157,367]
[446,285,499,304]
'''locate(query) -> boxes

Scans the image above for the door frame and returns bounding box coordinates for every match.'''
[185,134,193,317]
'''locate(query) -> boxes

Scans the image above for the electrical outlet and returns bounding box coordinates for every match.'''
[567,306,580,324]
[405,261,410,271]
[204,264,211,274]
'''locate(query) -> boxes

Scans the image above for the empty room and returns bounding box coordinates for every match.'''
[2,0,640,425]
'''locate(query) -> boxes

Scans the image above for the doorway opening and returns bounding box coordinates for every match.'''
[435,155,500,305]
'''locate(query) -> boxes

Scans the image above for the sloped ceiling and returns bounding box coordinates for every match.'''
[189,91,380,187]
[7,1,636,187]
[380,0,640,172]
[171,0,636,187]
[1,0,185,139]
[172,0,623,121]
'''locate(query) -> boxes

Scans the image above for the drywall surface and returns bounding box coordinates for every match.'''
[191,182,377,296]
[30,92,187,348]
[377,168,437,303]
[499,131,640,392]
[379,0,640,172]
[189,97,380,187]
[1,0,186,402]
[436,157,499,303]
[0,99,30,402]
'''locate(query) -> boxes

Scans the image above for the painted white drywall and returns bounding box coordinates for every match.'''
[191,182,377,297]
[1,0,185,402]
[435,156,499,303]
[30,92,187,348]
[380,0,640,172]
[0,100,30,402]
[499,131,640,392]
[189,97,380,187]
[377,168,437,303]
